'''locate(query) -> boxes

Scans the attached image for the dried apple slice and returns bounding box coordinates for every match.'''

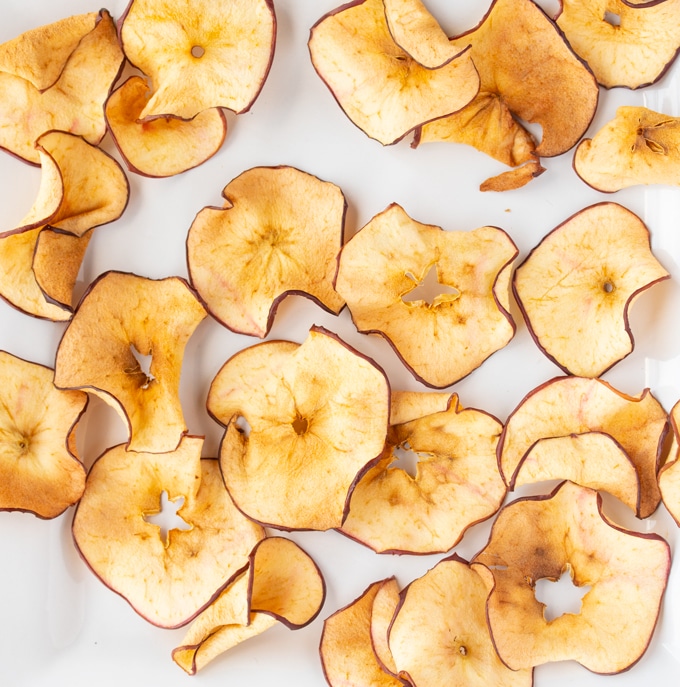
[119,0,276,120]
[335,203,517,388]
[473,481,671,673]
[54,272,207,453]
[208,326,389,531]
[308,0,480,145]
[0,351,88,519]
[369,577,401,676]
[574,106,680,192]
[513,202,669,377]
[658,399,680,525]
[187,166,346,338]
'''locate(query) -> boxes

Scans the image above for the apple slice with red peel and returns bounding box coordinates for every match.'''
[658,399,680,526]
[369,577,401,676]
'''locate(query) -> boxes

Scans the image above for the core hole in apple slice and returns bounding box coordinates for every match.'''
[129,344,155,389]
[234,415,252,437]
[534,564,591,622]
[402,263,460,306]
[388,442,420,478]
[143,490,192,546]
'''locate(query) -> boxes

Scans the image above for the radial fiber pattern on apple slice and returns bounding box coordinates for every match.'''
[340,392,506,554]
[473,481,671,673]
[513,202,669,377]
[119,0,276,120]
[73,436,265,629]
[0,351,88,519]
[308,0,480,146]
[187,166,346,338]
[556,0,680,89]
[208,326,390,531]
[335,203,517,388]
[499,376,668,518]
[574,106,680,192]
[388,554,533,687]
[0,10,124,164]
[54,271,207,454]
[658,399,680,526]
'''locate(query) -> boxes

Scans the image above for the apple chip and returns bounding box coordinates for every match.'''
[473,481,671,673]
[54,272,207,453]
[513,202,669,377]
[208,326,389,531]
[658,399,680,526]
[369,577,401,676]
[119,0,276,120]
[335,203,517,388]
[187,166,346,338]
[308,0,480,145]
[0,351,87,519]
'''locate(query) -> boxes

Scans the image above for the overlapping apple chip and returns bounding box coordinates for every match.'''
[208,326,389,531]
[187,166,346,338]
[335,203,517,388]
[513,202,669,377]
[0,351,88,519]
[499,376,669,518]
[340,391,506,554]
[308,0,480,145]
[574,106,680,192]
[54,272,207,453]
[473,481,671,673]
[658,399,680,526]
[119,0,276,120]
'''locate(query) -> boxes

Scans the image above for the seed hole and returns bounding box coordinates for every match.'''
[603,11,620,27]
[603,281,614,293]
[534,566,590,622]
[235,415,252,437]
[143,491,192,546]
[129,344,155,389]
[191,45,205,58]
[292,415,309,436]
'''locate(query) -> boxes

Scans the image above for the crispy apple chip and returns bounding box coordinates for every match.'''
[54,272,207,453]
[119,0,276,120]
[513,202,669,377]
[473,481,671,673]
[308,0,480,145]
[369,577,401,676]
[187,166,346,338]
[658,399,680,526]
[335,203,517,388]
[208,326,389,531]
[0,351,87,519]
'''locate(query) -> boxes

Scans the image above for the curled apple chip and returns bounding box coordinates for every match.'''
[369,577,401,676]
[335,203,517,388]
[187,166,346,338]
[119,0,276,120]
[658,399,680,526]
[574,106,680,192]
[513,202,669,377]
[0,351,87,519]
[473,481,671,673]
[54,272,207,453]
[208,326,389,531]
[308,0,480,145]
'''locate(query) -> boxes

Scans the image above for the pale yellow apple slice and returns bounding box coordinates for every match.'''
[658,399,680,526]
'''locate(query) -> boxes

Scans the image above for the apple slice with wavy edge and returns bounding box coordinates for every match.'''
[658,399,680,526]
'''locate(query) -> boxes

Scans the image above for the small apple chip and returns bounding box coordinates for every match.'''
[658,399,680,526]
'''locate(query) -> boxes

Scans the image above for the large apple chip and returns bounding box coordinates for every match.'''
[335,203,517,388]
[54,272,207,453]
[187,166,346,338]
[473,481,671,673]
[0,351,87,519]
[308,0,480,145]
[513,202,669,377]
[208,326,389,531]
[119,0,276,120]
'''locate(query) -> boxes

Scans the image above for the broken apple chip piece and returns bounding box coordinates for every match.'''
[308,0,480,145]
[513,202,669,377]
[187,166,346,338]
[0,351,88,519]
[473,481,671,673]
[658,399,680,526]
[208,326,389,531]
[54,272,207,454]
[119,0,276,120]
[335,203,517,388]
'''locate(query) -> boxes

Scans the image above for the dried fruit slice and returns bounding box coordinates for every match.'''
[473,481,671,673]
[335,203,517,388]
[513,202,669,377]
[187,166,346,338]
[0,351,87,519]
[369,577,401,676]
[658,399,680,525]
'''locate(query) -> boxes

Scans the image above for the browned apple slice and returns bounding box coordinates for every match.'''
[574,106,680,192]
[208,326,389,531]
[308,0,480,145]
[658,399,680,525]
[335,203,517,388]
[187,166,346,338]
[0,351,88,519]
[473,481,671,673]
[54,272,207,453]
[513,202,669,377]
[119,0,276,120]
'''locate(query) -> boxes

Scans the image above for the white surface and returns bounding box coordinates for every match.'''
[1,0,679,685]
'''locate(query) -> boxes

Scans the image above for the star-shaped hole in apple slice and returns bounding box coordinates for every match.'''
[143,490,192,546]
